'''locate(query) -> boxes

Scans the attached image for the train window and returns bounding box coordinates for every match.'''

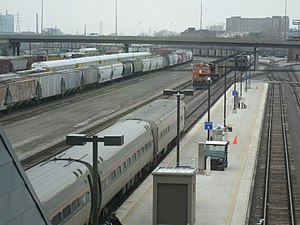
[77,169,83,175]
[111,170,116,179]
[72,198,80,211]
[82,192,90,205]
[62,205,71,219]
[51,213,62,225]
[123,161,126,169]
[138,150,141,157]
[73,172,79,178]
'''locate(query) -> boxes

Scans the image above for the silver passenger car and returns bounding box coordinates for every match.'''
[26,119,154,225]
[124,99,186,163]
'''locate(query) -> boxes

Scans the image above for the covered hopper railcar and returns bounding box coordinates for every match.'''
[0,50,193,111]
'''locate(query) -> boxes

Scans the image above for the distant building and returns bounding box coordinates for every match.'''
[209,25,224,32]
[43,27,64,35]
[226,16,289,40]
[180,27,217,38]
[0,10,14,33]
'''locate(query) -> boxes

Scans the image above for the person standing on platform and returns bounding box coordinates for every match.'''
[110,211,123,225]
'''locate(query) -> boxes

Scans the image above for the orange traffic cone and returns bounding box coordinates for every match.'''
[233,136,238,144]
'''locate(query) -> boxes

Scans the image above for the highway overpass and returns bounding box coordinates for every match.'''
[0,34,300,55]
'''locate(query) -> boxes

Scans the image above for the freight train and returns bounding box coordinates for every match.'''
[0,55,47,74]
[191,53,254,89]
[192,63,219,88]
[0,50,193,111]
[26,99,186,225]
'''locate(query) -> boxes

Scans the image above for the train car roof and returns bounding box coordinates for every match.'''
[26,120,151,203]
[31,59,76,69]
[73,56,101,64]
[26,159,89,206]
[124,99,184,125]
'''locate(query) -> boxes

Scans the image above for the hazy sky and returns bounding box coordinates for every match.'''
[1,0,299,35]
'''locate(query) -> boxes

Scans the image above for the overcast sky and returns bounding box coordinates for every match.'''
[2,0,299,35]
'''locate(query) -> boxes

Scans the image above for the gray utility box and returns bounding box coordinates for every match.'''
[204,140,229,171]
[152,166,197,225]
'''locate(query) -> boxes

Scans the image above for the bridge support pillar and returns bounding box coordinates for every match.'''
[123,43,130,53]
[0,41,9,56]
[10,42,21,56]
[254,47,259,71]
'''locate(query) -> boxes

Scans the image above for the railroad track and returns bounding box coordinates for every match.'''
[0,70,171,124]
[264,84,294,224]
[21,66,236,169]
[248,82,300,225]
[21,78,193,169]
[184,71,235,132]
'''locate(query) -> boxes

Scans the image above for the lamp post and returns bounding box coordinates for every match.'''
[224,67,227,127]
[233,56,239,112]
[163,89,194,166]
[207,77,211,140]
[239,58,243,97]
[139,22,142,36]
[244,55,248,92]
[41,0,44,34]
[66,134,124,225]
[115,0,118,36]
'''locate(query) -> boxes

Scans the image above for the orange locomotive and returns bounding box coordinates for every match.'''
[192,63,219,89]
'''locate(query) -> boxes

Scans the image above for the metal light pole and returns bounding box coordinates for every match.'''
[176,92,180,165]
[66,134,124,225]
[163,89,193,166]
[224,69,227,127]
[115,0,118,36]
[240,58,243,97]
[139,22,142,36]
[233,56,238,112]
[245,55,248,92]
[41,0,44,34]
[248,63,251,89]
[207,77,211,141]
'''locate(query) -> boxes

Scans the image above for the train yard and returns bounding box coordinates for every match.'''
[2,53,300,224]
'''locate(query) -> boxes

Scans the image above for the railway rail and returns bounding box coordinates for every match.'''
[20,79,192,169]
[248,65,300,224]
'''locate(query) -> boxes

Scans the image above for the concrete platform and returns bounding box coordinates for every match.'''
[116,81,268,225]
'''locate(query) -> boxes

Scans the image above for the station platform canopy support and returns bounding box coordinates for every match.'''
[0,126,50,225]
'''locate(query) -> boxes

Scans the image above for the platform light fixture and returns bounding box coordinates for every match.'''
[207,77,211,140]
[163,89,193,166]
[223,65,227,127]
[66,133,124,225]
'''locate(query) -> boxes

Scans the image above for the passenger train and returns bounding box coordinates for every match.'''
[0,50,193,111]
[26,99,186,225]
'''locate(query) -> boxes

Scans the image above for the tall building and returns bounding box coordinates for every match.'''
[0,11,14,33]
[226,16,289,39]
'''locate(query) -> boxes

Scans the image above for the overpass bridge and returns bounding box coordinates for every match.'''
[0,34,299,69]
[1,34,300,53]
